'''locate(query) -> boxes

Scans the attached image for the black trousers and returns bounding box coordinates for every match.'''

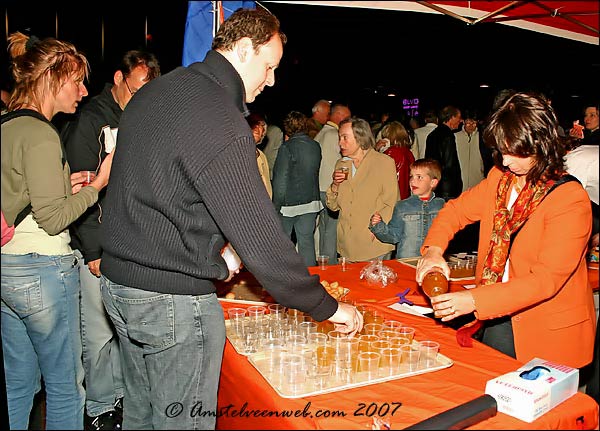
[481,316,516,358]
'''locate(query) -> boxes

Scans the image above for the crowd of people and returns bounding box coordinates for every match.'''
[1,6,598,431]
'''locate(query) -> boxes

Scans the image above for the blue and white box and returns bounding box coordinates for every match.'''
[485,358,579,423]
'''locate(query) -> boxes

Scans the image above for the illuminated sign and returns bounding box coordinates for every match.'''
[402,97,419,118]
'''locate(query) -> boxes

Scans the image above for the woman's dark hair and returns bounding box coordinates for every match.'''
[484,92,565,183]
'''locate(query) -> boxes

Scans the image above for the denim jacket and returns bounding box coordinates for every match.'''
[369,193,445,258]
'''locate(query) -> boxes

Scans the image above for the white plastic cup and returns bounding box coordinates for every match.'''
[418,340,440,368]
[339,256,349,272]
[358,351,380,381]
[400,344,420,372]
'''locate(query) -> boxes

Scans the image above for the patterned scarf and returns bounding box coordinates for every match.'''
[480,170,555,285]
[456,170,555,347]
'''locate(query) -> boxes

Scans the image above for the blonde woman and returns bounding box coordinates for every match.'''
[1,32,113,429]
[380,121,415,200]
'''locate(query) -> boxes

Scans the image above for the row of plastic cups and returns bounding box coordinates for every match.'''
[231,320,319,353]
[250,328,420,362]
[228,305,323,326]
[228,304,287,321]
[363,323,415,340]
[230,317,415,351]
[228,306,337,338]
[228,304,308,319]
[262,342,441,393]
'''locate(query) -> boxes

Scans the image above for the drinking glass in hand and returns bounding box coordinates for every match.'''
[340,166,349,180]
[82,170,96,187]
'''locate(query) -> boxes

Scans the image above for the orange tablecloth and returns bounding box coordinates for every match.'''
[216,260,599,430]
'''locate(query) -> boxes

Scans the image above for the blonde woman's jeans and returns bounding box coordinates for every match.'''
[1,252,85,430]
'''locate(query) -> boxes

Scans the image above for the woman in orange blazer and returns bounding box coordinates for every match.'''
[415,92,595,369]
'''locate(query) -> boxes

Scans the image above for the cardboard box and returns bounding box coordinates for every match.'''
[485,358,579,423]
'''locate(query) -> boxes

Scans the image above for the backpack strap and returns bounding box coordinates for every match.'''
[1,109,66,167]
[547,174,581,193]
[2,109,66,227]
[13,204,33,228]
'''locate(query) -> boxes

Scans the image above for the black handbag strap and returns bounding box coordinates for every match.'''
[508,174,581,252]
[2,109,66,227]
[13,204,33,227]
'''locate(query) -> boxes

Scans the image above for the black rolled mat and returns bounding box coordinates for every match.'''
[404,394,498,430]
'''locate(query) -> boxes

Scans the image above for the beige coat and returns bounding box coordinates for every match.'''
[256,149,272,198]
[326,149,399,261]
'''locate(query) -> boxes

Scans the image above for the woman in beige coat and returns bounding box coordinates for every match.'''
[326,117,399,262]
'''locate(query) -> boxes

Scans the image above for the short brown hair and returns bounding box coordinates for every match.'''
[411,158,442,181]
[212,8,287,53]
[283,111,308,136]
[117,50,160,82]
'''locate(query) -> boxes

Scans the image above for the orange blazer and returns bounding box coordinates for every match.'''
[422,167,596,368]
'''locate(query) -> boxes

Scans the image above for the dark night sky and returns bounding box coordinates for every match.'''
[2,1,599,126]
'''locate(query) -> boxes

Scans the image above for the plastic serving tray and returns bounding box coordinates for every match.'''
[225,319,453,399]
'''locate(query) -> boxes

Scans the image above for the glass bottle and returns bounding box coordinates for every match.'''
[421,267,449,298]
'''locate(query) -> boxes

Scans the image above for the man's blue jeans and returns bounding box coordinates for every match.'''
[100,275,226,430]
[1,252,85,430]
[76,250,124,417]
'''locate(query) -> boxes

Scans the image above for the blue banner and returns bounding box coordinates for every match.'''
[182,1,256,66]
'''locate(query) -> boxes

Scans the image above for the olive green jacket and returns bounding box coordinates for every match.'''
[1,115,98,243]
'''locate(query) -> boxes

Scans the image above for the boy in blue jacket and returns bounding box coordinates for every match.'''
[369,159,445,258]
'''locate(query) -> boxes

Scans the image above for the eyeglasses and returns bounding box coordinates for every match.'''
[123,78,137,96]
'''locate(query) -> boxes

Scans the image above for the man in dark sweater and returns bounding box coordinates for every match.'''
[99,8,363,430]
[64,49,160,430]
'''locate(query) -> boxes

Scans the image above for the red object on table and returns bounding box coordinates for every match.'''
[216,260,599,430]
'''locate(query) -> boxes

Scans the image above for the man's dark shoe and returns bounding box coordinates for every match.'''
[86,410,122,431]
[114,398,123,415]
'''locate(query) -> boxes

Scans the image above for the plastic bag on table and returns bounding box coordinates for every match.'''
[359,259,397,287]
